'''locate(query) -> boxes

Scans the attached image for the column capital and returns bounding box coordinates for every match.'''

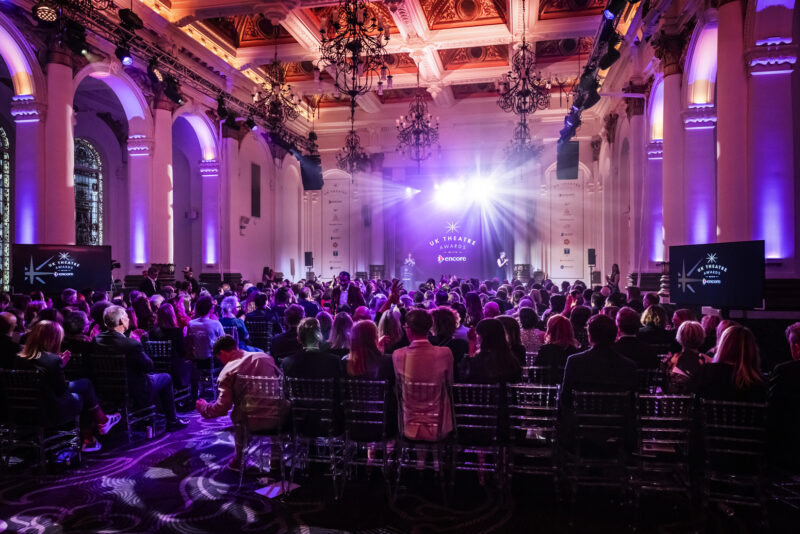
[603,112,619,144]
[590,135,602,161]
[646,140,664,160]
[127,134,153,157]
[10,95,45,123]
[623,79,651,119]
[746,43,797,75]
[683,104,717,130]
[652,30,688,76]
[46,47,72,67]
[199,159,220,177]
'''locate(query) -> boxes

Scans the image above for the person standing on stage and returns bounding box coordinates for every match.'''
[496,251,509,281]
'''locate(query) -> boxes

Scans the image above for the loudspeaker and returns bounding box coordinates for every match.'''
[588,248,596,266]
[557,140,579,180]
[304,251,313,267]
[300,154,324,190]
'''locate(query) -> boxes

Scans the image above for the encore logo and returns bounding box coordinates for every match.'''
[437,255,467,263]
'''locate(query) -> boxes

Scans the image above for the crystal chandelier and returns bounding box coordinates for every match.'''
[336,102,369,174]
[253,30,300,130]
[316,0,393,99]
[496,0,550,116]
[506,113,543,164]
[396,69,440,164]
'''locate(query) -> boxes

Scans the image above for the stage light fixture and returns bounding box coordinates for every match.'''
[583,88,602,109]
[578,72,596,91]
[246,116,257,131]
[468,178,492,205]
[33,0,59,23]
[216,95,228,121]
[164,76,184,105]
[599,33,622,70]
[224,115,240,131]
[63,20,88,56]
[147,59,164,85]
[118,8,144,31]
[599,20,614,42]
[115,45,133,66]
[605,0,627,18]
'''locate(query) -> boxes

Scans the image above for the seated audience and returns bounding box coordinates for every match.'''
[281,318,340,379]
[378,310,408,355]
[219,296,257,351]
[196,335,284,471]
[0,311,20,369]
[143,303,194,391]
[769,323,800,470]
[637,305,679,353]
[536,314,580,369]
[559,314,638,412]
[666,321,710,393]
[187,295,224,361]
[343,320,394,380]
[569,305,592,350]
[297,287,319,319]
[17,320,120,451]
[245,292,282,335]
[496,315,526,368]
[429,306,469,372]
[613,307,660,370]
[61,311,92,357]
[328,312,353,357]
[93,306,188,429]
[690,325,766,402]
[460,318,522,384]
[316,311,333,342]
[699,314,721,354]
[392,309,454,441]
[518,308,544,354]
[269,304,305,363]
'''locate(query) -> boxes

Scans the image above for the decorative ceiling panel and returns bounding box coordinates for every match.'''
[420,0,508,30]
[204,16,296,48]
[438,44,509,70]
[535,37,594,62]
[380,87,432,103]
[306,2,399,35]
[538,0,605,21]
[451,81,498,99]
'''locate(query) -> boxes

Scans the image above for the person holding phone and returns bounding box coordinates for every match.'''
[16,320,120,452]
[496,251,509,281]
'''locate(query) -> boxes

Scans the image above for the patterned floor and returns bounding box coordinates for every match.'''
[0,414,796,533]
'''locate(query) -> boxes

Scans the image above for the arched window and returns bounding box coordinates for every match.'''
[74,138,103,246]
[0,126,10,290]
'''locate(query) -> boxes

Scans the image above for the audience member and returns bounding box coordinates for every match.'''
[343,320,393,380]
[690,325,766,402]
[496,315,526,368]
[187,295,225,362]
[613,307,660,369]
[637,305,678,353]
[281,318,340,380]
[769,323,800,469]
[269,304,305,363]
[460,318,522,384]
[666,321,710,393]
[536,314,580,369]
[0,311,20,368]
[328,312,354,357]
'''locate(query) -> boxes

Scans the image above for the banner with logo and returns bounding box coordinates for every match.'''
[12,244,112,293]
[321,178,350,278]
[549,176,584,280]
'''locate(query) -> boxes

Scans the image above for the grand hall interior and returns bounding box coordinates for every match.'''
[0,0,799,532]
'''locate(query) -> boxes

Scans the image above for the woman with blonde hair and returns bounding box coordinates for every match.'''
[17,321,120,452]
[666,321,711,393]
[377,310,407,355]
[328,312,354,357]
[536,314,580,370]
[690,325,766,401]
[343,320,393,380]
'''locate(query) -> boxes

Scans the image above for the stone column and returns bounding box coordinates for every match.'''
[716,0,749,243]
[11,95,45,244]
[127,135,154,271]
[150,95,174,265]
[747,44,796,273]
[653,31,687,256]
[200,159,220,272]
[682,104,717,244]
[645,141,664,264]
[368,155,385,279]
[625,84,647,278]
[44,49,76,245]
[219,125,240,274]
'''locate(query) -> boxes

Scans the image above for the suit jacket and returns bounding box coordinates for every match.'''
[0,335,21,369]
[281,348,341,380]
[637,325,680,353]
[92,330,154,406]
[690,362,767,403]
[138,277,161,297]
[768,360,800,468]
[270,328,301,363]
[536,343,578,370]
[559,346,637,411]
[613,336,661,369]
[298,298,320,320]
[245,308,282,335]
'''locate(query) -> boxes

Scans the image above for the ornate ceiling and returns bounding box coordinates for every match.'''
[158,0,604,111]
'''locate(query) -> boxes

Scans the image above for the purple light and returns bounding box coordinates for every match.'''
[133,216,146,264]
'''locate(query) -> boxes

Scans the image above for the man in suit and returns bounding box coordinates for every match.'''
[613,307,661,369]
[297,287,319,319]
[281,317,340,379]
[560,313,638,412]
[138,267,161,297]
[329,271,350,313]
[92,306,187,429]
[269,304,304,364]
[0,312,20,369]
[183,266,200,297]
[769,322,800,469]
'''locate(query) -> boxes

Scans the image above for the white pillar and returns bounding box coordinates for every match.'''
[716,0,750,243]
[368,170,385,276]
[627,103,647,276]
[200,160,220,272]
[645,141,664,264]
[127,135,153,271]
[11,95,45,244]
[150,103,174,264]
[220,132,239,274]
[682,105,717,244]
[44,51,75,245]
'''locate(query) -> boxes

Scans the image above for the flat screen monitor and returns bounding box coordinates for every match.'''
[12,244,112,293]
[669,240,765,309]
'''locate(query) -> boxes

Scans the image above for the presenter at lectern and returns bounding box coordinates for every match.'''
[496,251,509,281]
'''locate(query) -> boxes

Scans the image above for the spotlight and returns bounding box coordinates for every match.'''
[583,87,602,109]
[32,0,59,24]
[63,20,88,56]
[578,72,596,91]
[147,58,164,85]
[164,76,184,105]
[216,95,228,120]
[224,115,240,131]
[604,0,627,18]
[118,8,144,31]
[599,34,622,70]
[246,116,257,131]
[115,45,133,66]
[468,178,492,205]
[599,20,614,42]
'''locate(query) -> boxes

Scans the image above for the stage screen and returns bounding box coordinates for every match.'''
[669,240,764,309]
[12,244,113,293]
[396,179,512,281]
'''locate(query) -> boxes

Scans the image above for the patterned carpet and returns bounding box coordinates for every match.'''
[0,414,796,533]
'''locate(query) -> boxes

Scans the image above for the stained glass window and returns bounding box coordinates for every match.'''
[0,126,10,291]
[74,138,103,246]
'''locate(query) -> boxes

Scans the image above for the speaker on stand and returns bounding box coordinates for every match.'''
[587,248,597,286]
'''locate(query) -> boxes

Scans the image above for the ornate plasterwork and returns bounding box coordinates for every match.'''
[683,104,717,129]
[538,0,605,21]
[438,44,508,69]
[746,43,797,74]
[420,0,507,30]
[646,140,663,159]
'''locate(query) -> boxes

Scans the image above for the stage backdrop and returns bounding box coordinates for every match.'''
[397,193,511,281]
